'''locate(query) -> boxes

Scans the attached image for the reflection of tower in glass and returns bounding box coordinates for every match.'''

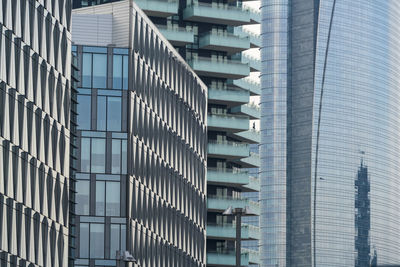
[355,159,371,267]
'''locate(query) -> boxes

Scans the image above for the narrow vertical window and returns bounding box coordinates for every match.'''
[113,55,123,89]
[107,97,121,131]
[90,224,104,258]
[106,182,120,216]
[92,54,107,88]
[91,138,105,173]
[79,223,89,258]
[76,180,90,215]
[95,181,105,216]
[77,95,91,130]
[80,138,91,172]
[82,53,92,87]
[123,55,129,90]
[97,96,107,131]
[111,139,121,174]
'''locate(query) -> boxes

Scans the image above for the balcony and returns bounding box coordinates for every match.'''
[231,103,260,119]
[231,129,260,144]
[207,195,259,215]
[207,167,259,192]
[237,152,260,168]
[188,56,249,79]
[199,30,250,54]
[208,140,249,159]
[242,54,261,71]
[244,6,261,24]
[157,25,195,46]
[135,0,178,17]
[243,248,260,265]
[207,251,249,266]
[183,2,251,26]
[207,223,259,240]
[243,176,260,192]
[208,87,249,107]
[208,113,249,133]
[229,78,260,96]
[234,26,261,48]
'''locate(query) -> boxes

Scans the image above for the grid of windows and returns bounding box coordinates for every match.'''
[0,0,72,266]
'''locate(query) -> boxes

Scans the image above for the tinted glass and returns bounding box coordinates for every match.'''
[92,54,107,88]
[77,95,91,130]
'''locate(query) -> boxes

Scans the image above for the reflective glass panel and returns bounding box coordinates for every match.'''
[82,53,92,87]
[91,139,105,173]
[106,182,120,216]
[107,97,121,131]
[77,95,91,130]
[76,180,90,215]
[92,54,107,88]
[90,224,104,258]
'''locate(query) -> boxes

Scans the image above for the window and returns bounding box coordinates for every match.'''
[76,180,90,215]
[93,54,107,88]
[80,137,106,173]
[82,53,92,87]
[81,138,91,172]
[110,224,126,258]
[107,97,122,131]
[96,95,122,131]
[77,95,91,130]
[82,52,107,89]
[91,139,105,173]
[111,139,127,174]
[96,179,121,216]
[97,96,107,131]
[90,224,104,258]
[113,54,129,90]
[79,223,89,258]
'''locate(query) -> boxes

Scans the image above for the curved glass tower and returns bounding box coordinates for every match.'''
[261,1,400,266]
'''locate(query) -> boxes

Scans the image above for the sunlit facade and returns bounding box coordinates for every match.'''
[261,1,400,266]
[0,0,72,266]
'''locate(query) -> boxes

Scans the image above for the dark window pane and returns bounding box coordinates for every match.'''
[90,224,104,258]
[82,53,92,87]
[123,55,129,90]
[111,139,121,174]
[107,97,121,131]
[79,223,89,258]
[81,138,90,172]
[106,182,120,216]
[76,180,90,215]
[97,96,106,131]
[91,138,105,173]
[110,224,120,259]
[121,140,127,174]
[77,95,91,130]
[113,55,122,89]
[96,181,105,216]
[93,54,107,88]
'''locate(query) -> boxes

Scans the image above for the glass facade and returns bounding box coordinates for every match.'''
[261,0,400,266]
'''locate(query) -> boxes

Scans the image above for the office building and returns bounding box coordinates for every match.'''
[261,1,400,266]
[71,1,207,266]
[73,0,262,265]
[0,0,72,266]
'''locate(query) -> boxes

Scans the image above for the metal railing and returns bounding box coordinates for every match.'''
[207,166,248,174]
[208,140,249,147]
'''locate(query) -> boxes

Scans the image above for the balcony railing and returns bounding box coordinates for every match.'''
[188,56,250,79]
[156,24,195,45]
[183,2,251,26]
